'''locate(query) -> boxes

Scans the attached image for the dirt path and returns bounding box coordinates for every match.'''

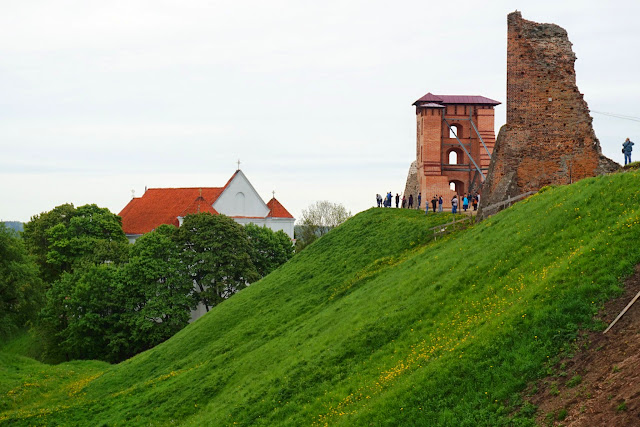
[527,264,640,426]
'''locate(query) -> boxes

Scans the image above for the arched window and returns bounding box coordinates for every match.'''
[449,124,462,139]
[449,151,458,164]
[449,180,465,195]
[234,192,245,214]
[447,148,463,165]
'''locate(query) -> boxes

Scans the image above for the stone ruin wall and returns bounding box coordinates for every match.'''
[479,12,618,218]
[403,160,420,206]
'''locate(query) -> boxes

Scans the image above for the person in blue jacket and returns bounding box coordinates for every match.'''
[623,138,634,165]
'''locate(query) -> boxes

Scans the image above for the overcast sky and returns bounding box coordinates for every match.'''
[2,0,639,223]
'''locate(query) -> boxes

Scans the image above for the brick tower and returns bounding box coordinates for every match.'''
[413,93,500,208]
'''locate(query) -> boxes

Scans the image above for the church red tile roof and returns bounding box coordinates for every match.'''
[413,92,500,106]
[119,174,294,235]
[120,187,223,235]
[267,198,294,219]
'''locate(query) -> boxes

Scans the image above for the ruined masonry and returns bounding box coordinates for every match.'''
[479,12,618,218]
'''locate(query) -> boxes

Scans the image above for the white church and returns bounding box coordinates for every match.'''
[119,169,296,321]
[119,169,295,242]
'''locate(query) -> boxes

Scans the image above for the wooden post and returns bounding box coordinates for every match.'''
[603,289,640,334]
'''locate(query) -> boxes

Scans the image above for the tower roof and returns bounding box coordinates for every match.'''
[413,92,500,106]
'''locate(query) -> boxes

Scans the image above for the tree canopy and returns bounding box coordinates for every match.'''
[23,204,129,285]
[296,201,352,251]
[26,205,293,363]
[245,223,294,277]
[123,225,197,350]
[175,213,260,312]
[0,224,43,339]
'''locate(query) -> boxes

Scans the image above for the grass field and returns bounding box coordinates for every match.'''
[2,170,640,426]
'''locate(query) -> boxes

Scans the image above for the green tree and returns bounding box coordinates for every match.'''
[40,265,130,362]
[45,204,129,273]
[124,225,197,350]
[245,223,294,277]
[175,213,259,312]
[39,225,198,363]
[0,224,43,339]
[295,201,352,251]
[22,203,75,284]
[23,204,129,286]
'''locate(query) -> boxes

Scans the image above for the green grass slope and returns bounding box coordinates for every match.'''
[2,171,640,426]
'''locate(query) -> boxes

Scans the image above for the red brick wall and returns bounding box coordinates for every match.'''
[479,12,618,218]
[414,103,497,209]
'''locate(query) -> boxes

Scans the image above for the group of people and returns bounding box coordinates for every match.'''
[449,193,479,214]
[374,137,635,215]
[376,192,419,209]
[376,192,480,214]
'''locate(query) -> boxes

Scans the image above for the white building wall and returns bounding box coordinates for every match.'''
[265,217,295,239]
[213,171,270,218]
[190,301,209,322]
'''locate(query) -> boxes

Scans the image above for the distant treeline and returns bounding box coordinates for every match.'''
[3,221,24,233]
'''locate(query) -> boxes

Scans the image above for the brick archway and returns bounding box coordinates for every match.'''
[449,180,465,195]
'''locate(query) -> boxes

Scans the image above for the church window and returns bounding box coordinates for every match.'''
[234,192,246,214]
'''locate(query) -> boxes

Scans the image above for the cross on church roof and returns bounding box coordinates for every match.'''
[272,190,275,199]
[237,159,241,170]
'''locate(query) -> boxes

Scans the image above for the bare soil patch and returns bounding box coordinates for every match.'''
[527,264,640,426]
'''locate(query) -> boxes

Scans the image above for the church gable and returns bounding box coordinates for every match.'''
[212,170,270,218]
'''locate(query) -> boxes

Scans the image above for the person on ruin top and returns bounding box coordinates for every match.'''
[623,138,634,165]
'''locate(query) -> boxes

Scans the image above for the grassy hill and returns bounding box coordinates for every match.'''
[2,171,640,426]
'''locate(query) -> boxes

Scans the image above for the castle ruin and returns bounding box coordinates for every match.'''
[478,12,618,218]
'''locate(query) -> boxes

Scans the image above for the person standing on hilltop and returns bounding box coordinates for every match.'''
[623,138,634,165]
[408,194,414,209]
[438,195,443,212]
[417,193,422,209]
[451,195,458,214]
[376,194,381,208]
[402,195,406,208]
[395,193,400,208]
